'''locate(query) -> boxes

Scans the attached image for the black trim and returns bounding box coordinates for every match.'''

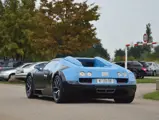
[62,81,136,99]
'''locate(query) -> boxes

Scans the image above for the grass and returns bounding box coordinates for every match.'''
[144,91,159,101]
[137,78,158,83]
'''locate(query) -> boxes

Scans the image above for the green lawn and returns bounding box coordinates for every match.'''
[144,91,159,101]
[137,78,158,83]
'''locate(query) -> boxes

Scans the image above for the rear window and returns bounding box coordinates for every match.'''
[132,62,143,67]
[140,62,149,67]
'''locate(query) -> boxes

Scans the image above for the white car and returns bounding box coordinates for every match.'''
[0,63,33,81]
[147,62,159,76]
[15,61,48,80]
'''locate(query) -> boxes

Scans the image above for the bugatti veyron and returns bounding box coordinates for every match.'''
[25,56,136,103]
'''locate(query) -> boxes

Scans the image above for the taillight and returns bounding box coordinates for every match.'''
[142,67,147,72]
[0,67,2,70]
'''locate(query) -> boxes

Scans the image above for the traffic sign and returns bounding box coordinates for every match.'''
[143,34,148,42]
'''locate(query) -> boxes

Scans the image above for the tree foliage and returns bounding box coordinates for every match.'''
[114,49,125,61]
[146,23,153,43]
[73,42,110,60]
[0,0,102,61]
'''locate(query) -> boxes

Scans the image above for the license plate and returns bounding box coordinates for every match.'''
[96,79,115,84]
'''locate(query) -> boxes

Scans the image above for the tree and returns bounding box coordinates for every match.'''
[0,0,100,61]
[73,42,110,60]
[0,0,4,54]
[32,0,100,59]
[146,23,153,43]
[0,0,37,60]
[114,49,125,61]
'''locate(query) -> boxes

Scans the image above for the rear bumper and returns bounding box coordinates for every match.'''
[62,81,137,99]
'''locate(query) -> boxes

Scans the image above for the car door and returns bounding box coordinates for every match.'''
[33,63,48,90]
[40,60,59,95]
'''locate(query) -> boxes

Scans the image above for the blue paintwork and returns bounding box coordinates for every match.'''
[57,56,136,86]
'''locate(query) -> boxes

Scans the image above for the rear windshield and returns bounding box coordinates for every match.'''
[132,62,143,67]
[140,62,149,67]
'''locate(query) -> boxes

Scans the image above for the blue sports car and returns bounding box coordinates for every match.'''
[25,56,137,103]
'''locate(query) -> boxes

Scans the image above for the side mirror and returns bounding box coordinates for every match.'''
[34,66,43,71]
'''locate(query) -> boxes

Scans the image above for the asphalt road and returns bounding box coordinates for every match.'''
[0,83,159,120]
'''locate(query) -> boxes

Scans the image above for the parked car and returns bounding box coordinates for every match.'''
[0,62,33,81]
[25,56,136,104]
[138,61,153,76]
[146,62,159,76]
[115,61,145,79]
[15,61,48,80]
[0,61,24,71]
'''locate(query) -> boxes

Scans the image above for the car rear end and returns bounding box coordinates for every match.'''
[139,61,153,76]
[61,57,136,100]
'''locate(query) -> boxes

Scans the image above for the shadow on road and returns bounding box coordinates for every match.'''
[31,96,136,105]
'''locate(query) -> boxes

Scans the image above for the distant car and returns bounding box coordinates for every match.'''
[0,62,33,81]
[138,61,153,76]
[115,61,145,79]
[0,61,24,71]
[25,56,136,104]
[15,62,48,80]
[146,62,159,76]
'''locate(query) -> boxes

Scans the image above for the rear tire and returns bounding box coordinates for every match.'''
[114,95,135,103]
[25,76,35,98]
[52,75,67,103]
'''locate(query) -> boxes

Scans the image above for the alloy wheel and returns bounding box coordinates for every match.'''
[52,76,61,101]
[26,76,32,96]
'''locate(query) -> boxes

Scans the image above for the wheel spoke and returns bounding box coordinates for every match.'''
[26,77,32,94]
[53,77,61,100]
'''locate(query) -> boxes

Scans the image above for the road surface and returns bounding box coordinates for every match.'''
[0,83,159,120]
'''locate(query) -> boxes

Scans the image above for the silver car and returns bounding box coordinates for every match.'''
[147,62,159,76]
[15,61,48,80]
[0,63,33,81]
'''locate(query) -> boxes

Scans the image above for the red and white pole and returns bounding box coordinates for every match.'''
[125,44,130,69]
[124,42,158,69]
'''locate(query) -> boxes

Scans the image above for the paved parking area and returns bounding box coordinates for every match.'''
[0,83,159,120]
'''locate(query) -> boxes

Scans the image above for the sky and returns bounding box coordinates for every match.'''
[37,0,159,58]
